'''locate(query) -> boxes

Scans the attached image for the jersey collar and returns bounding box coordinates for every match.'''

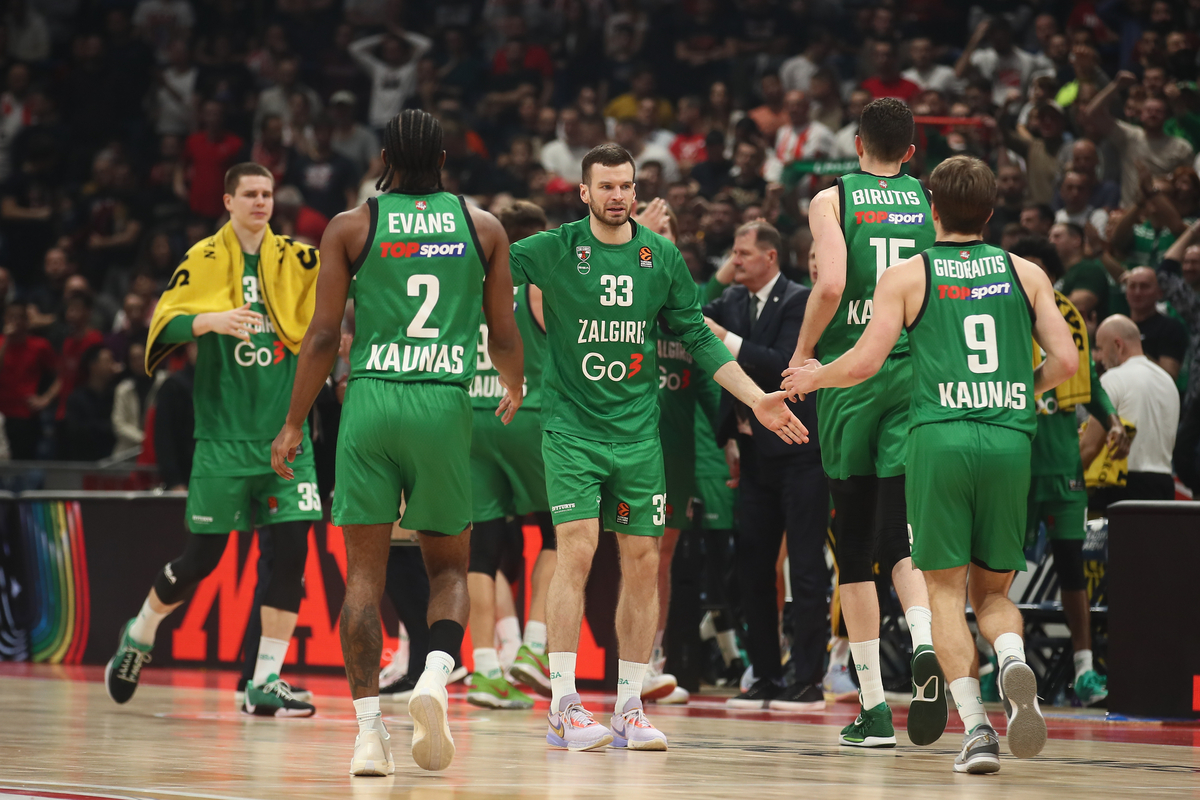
[934,239,984,247]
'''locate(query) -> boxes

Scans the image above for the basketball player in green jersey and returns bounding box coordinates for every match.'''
[465,201,553,710]
[105,163,320,718]
[784,155,1079,774]
[789,98,943,747]
[512,144,806,752]
[272,110,524,776]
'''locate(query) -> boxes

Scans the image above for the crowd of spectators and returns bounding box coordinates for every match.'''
[0,0,1198,490]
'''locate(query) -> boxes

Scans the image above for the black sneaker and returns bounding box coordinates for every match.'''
[380,674,418,702]
[242,673,317,717]
[768,682,826,711]
[726,678,783,708]
[236,677,313,708]
[717,657,747,688]
[105,619,153,704]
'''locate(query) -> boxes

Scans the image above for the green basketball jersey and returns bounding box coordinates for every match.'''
[908,241,1036,436]
[348,192,485,387]
[656,318,700,461]
[509,217,733,443]
[470,284,546,410]
[819,172,935,362]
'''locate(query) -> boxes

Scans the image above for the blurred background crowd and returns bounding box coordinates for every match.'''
[0,0,1198,491]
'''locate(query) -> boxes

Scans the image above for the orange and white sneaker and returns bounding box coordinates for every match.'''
[546,693,613,751]
[640,662,678,701]
[611,697,668,751]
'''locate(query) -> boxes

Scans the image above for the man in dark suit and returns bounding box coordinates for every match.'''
[702,220,829,710]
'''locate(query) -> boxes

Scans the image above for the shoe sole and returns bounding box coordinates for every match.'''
[657,691,689,705]
[510,663,553,697]
[547,732,614,751]
[613,735,669,751]
[953,753,1001,774]
[640,679,677,702]
[104,622,138,705]
[824,690,860,703]
[908,649,948,746]
[725,698,769,709]
[466,692,533,710]
[1001,662,1047,759]
[409,689,455,771]
[349,731,395,777]
[839,735,897,748]
[768,699,827,712]
[241,700,316,718]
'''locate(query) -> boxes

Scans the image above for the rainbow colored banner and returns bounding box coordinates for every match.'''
[19,501,90,664]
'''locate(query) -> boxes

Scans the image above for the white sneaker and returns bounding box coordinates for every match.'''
[408,671,455,771]
[640,662,678,701]
[349,727,395,777]
[379,646,407,688]
[657,686,690,704]
[448,665,468,685]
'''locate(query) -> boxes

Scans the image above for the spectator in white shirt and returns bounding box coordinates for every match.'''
[765,90,835,187]
[1095,314,1180,502]
[153,38,197,136]
[0,63,32,183]
[779,31,832,94]
[903,37,962,95]
[350,27,433,130]
[956,17,1052,108]
[833,89,872,159]
[613,118,680,183]
[1054,170,1109,241]
[328,91,379,176]
[540,109,605,183]
[254,56,323,133]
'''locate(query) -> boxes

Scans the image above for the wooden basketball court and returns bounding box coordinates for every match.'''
[2,665,1197,799]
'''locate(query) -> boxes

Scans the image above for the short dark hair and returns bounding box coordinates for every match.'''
[1011,236,1065,280]
[224,163,274,195]
[581,143,636,185]
[735,220,783,256]
[928,156,996,235]
[1023,202,1055,224]
[1059,221,1085,241]
[498,200,547,241]
[859,98,914,161]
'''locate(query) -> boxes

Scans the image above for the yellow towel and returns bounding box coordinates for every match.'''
[146,223,320,374]
[1083,416,1137,489]
[1033,290,1090,412]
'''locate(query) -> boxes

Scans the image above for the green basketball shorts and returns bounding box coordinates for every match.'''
[817,354,912,480]
[661,449,695,530]
[1026,474,1087,543]
[186,439,320,533]
[471,408,549,522]
[695,474,735,529]
[542,431,666,537]
[906,420,1031,572]
[333,378,472,534]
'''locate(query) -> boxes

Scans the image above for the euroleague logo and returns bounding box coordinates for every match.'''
[639,246,653,268]
[616,501,631,525]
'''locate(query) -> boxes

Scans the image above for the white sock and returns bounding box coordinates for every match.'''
[950,677,991,733]
[252,636,290,686]
[474,647,501,679]
[1073,649,1094,680]
[830,637,851,668]
[128,598,168,646]
[424,650,455,688]
[850,639,885,709]
[353,696,382,733]
[523,620,547,655]
[616,659,647,713]
[549,652,577,712]
[905,606,934,650]
[994,632,1026,666]
[496,615,520,647]
[716,629,739,665]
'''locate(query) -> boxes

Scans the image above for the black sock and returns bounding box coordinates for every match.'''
[428,619,465,659]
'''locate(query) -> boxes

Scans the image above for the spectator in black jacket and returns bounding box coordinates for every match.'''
[701,219,829,710]
[60,344,116,461]
[153,342,196,490]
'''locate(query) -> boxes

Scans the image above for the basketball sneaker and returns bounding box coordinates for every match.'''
[1073,670,1108,707]
[510,646,552,697]
[998,657,1046,759]
[408,670,455,771]
[657,686,690,704]
[611,697,668,750]
[236,677,313,709]
[546,693,613,751]
[770,682,825,711]
[907,644,948,746]
[350,722,395,777]
[726,677,782,708]
[379,647,407,689]
[380,674,417,702]
[448,665,469,685]
[839,702,897,747]
[641,662,678,701]
[953,724,1001,774]
[822,664,859,703]
[466,673,534,709]
[243,674,317,717]
[104,619,153,704]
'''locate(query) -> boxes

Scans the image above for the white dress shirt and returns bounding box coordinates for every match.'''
[1099,355,1180,474]
[722,272,781,359]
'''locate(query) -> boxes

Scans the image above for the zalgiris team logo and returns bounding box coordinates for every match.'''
[959,250,972,260]
[577,245,591,261]
[878,179,888,189]
[415,200,427,211]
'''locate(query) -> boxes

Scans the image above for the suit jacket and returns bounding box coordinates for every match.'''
[702,275,820,461]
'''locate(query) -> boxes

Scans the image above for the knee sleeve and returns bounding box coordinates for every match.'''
[875,475,912,577]
[535,510,557,551]
[499,517,524,586]
[469,518,506,576]
[260,521,309,613]
[154,533,231,604]
[828,475,879,585]
[1051,537,1087,592]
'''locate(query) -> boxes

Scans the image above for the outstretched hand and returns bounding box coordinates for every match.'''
[271,422,304,480]
[752,391,809,445]
[781,359,822,401]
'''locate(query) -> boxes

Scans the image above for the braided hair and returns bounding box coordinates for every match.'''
[376,109,445,193]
